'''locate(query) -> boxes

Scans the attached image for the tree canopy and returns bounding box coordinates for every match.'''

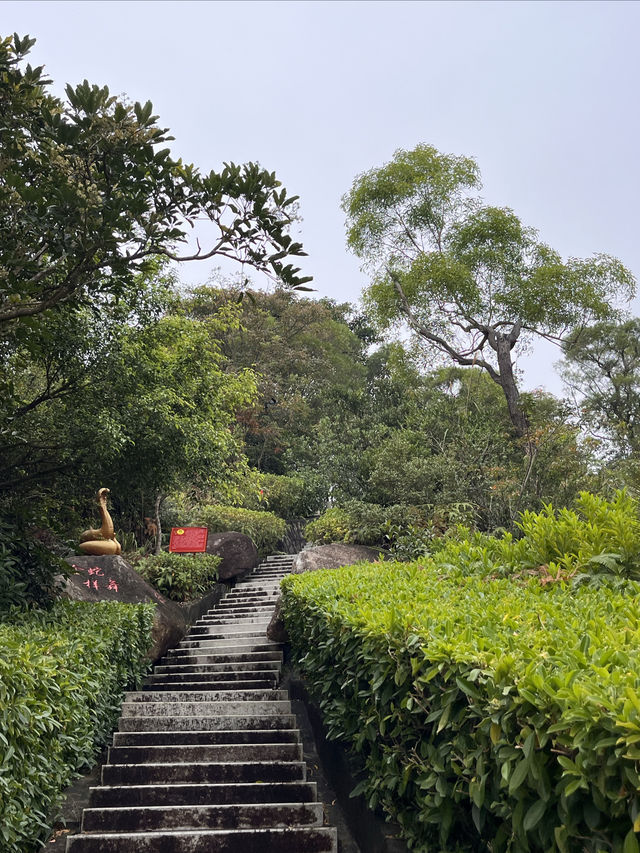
[0,33,311,326]
[562,319,640,455]
[343,144,635,436]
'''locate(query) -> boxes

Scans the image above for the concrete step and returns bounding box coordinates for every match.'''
[230,589,281,596]
[216,598,278,607]
[142,679,277,692]
[246,573,288,579]
[112,729,300,747]
[201,613,274,622]
[101,760,306,785]
[154,659,281,674]
[184,629,271,642]
[146,669,278,683]
[187,625,270,637]
[81,801,323,832]
[204,616,272,624]
[118,714,298,732]
[159,650,283,666]
[193,621,272,630]
[67,826,337,852]
[172,640,280,652]
[107,742,303,764]
[239,574,286,580]
[89,781,318,808]
[120,700,291,718]
[222,581,280,596]
[197,609,274,617]
[159,654,283,669]
[125,689,288,703]
[219,592,279,600]
[196,612,274,621]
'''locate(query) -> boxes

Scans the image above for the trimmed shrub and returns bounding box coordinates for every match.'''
[282,561,640,851]
[0,600,153,852]
[194,505,286,555]
[135,552,220,601]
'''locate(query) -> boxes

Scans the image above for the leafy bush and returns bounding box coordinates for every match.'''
[304,501,399,545]
[282,562,640,852]
[304,501,475,552]
[0,600,153,852]
[304,506,356,544]
[0,513,69,612]
[428,489,640,585]
[515,490,640,580]
[194,505,286,555]
[135,552,220,601]
[259,473,321,518]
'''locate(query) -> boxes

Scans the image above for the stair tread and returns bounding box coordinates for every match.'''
[67,826,338,852]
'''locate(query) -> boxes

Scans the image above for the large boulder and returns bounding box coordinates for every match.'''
[206,530,258,580]
[292,543,387,574]
[267,543,388,642]
[64,555,187,661]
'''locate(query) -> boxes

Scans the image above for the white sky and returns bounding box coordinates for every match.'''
[3,0,640,394]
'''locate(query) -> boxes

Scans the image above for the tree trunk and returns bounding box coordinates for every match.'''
[153,492,164,555]
[493,333,529,438]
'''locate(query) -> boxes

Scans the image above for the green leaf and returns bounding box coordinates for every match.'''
[624,829,640,853]
[509,759,529,795]
[523,799,546,832]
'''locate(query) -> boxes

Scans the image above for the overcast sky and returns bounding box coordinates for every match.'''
[4,0,640,393]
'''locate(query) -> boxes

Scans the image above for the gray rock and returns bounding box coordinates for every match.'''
[293,543,388,574]
[64,555,187,661]
[205,531,259,580]
[267,543,388,643]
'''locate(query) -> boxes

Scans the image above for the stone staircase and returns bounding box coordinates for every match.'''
[66,555,338,853]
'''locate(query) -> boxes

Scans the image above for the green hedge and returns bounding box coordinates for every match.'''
[0,600,153,852]
[135,552,220,601]
[194,505,286,555]
[282,562,640,851]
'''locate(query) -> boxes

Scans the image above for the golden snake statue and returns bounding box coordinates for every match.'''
[79,488,122,555]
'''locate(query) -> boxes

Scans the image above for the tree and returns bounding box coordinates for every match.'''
[342,144,635,437]
[0,278,257,538]
[0,34,311,326]
[561,319,640,454]
[185,285,368,475]
[362,366,593,528]
[0,269,171,497]
[86,306,257,536]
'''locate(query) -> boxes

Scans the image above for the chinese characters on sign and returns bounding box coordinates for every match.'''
[72,564,119,593]
[169,526,208,553]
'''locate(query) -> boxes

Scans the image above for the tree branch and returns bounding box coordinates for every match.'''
[391,273,499,381]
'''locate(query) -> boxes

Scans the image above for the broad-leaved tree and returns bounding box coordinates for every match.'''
[343,144,634,436]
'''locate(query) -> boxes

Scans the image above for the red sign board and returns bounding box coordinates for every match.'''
[169,526,208,553]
